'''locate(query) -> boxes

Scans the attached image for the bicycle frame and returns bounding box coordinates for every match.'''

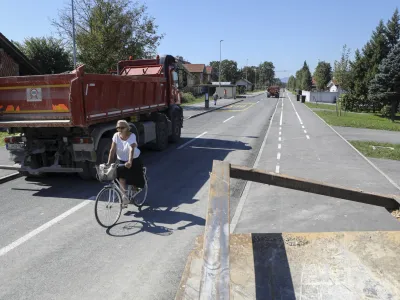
[100,163,147,201]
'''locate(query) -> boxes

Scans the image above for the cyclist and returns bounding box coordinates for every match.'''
[107,120,145,207]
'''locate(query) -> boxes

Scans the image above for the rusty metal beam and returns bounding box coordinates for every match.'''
[230,164,400,209]
[199,160,230,300]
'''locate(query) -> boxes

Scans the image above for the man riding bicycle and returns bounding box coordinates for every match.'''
[107,120,145,207]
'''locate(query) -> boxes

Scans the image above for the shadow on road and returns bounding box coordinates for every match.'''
[8,137,252,222]
[252,233,296,299]
[107,206,206,237]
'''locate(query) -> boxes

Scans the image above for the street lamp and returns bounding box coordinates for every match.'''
[219,40,223,87]
[71,0,77,68]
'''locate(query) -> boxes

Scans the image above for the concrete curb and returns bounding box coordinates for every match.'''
[184,99,244,120]
[0,172,21,184]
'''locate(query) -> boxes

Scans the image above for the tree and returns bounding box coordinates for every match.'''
[295,69,303,90]
[365,20,390,83]
[242,66,256,84]
[300,61,312,91]
[14,37,72,74]
[287,76,296,90]
[220,59,239,83]
[369,40,400,121]
[258,61,275,87]
[209,61,220,82]
[333,44,352,92]
[52,0,163,73]
[386,8,400,49]
[313,61,332,91]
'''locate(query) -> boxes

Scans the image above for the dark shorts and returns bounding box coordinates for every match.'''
[117,156,145,188]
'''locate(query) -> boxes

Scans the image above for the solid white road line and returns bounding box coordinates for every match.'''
[0,200,91,257]
[304,104,400,191]
[230,100,280,234]
[275,165,280,173]
[223,116,235,123]
[177,131,207,149]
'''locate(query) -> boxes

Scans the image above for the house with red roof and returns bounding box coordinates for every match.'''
[183,64,206,86]
[327,78,344,93]
[0,32,41,77]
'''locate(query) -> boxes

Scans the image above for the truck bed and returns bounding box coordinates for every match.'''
[0,66,168,128]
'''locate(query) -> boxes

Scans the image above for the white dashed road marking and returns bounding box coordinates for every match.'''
[223,116,234,123]
[177,131,207,149]
[0,200,91,257]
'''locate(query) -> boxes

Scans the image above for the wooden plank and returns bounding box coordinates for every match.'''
[230,164,400,209]
[199,160,230,300]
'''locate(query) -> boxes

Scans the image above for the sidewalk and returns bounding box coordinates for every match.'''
[0,147,17,179]
[333,126,400,144]
[182,98,243,119]
[233,92,400,234]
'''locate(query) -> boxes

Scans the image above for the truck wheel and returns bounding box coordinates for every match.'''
[76,161,95,180]
[169,113,182,143]
[97,138,112,164]
[155,120,168,151]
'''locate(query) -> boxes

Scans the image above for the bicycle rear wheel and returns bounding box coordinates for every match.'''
[95,186,122,228]
[132,170,148,208]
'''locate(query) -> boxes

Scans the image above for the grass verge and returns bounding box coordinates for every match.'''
[305,102,336,110]
[181,95,206,107]
[349,141,400,161]
[314,110,400,131]
[0,132,9,147]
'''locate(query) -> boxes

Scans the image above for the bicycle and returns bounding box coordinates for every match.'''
[94,163,148,228]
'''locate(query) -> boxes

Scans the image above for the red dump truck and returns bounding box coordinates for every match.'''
[0,55,184,179]
[267,85,280,98]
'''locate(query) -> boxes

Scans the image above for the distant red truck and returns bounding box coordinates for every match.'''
[0,55,184,179]
[267,86,280,98]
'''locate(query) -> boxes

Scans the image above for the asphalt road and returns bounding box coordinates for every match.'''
[233,92,400,234]
[0,93,279,300]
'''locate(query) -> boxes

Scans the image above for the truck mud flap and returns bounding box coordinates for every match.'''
[175,160,400,300]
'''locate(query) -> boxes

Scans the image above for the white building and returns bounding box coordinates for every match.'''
[327,79,344,93]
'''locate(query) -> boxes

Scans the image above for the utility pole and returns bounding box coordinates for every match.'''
[219,40,223,87]
[72,0,77,68]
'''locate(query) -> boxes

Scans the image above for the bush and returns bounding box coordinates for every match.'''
[181,92,196,103]
[381,105,392,117]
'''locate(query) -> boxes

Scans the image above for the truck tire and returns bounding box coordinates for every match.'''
[76,161,96,180]
[155,119,168,151]
[97,138,112,164]
[169,112,182,143]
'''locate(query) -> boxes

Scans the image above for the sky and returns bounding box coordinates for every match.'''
[0,0,399,79]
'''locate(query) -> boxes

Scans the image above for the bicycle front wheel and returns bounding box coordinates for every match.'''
[95,186,122,228]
